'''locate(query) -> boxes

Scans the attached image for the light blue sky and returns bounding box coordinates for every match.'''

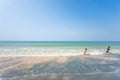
[0,0,120,41]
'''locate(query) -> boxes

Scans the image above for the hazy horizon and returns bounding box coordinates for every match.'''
[0,40,120,42]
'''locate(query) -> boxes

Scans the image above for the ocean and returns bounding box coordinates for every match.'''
[1,41,120,80]
[0,41,120,56]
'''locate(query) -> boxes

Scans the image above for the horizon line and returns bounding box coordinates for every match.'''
[0,41,120,42]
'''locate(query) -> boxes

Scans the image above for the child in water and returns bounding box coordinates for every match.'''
[83,48,87,55]
[106,46,110,53]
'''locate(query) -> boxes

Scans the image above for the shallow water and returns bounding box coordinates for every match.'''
[0,41,120,56]
[0,55,120,80]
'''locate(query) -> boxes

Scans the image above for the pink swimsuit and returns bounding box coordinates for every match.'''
[83,50,87,55]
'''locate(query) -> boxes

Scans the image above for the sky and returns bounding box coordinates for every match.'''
[0,0,120,41]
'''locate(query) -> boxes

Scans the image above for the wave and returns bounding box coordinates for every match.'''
[0,48,120,56]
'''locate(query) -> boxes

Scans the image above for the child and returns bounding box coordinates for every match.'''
[106,46,110,53]
[83,48,87,55]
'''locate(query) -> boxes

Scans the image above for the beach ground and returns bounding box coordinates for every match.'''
[0,54,120,80]
[11,74,120,80]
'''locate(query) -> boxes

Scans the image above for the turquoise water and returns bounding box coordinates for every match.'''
[0,41,120,56]
[0,41,120,46]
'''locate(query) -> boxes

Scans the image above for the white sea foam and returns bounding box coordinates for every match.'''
[0,48,120,57]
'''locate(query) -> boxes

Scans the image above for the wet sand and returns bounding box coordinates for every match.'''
[11,74,120,80]
[0,54,120,80]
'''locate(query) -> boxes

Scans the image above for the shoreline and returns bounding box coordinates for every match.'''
[0,53,106,57]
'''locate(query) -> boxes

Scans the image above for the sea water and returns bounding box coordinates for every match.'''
[0,41,120,56]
